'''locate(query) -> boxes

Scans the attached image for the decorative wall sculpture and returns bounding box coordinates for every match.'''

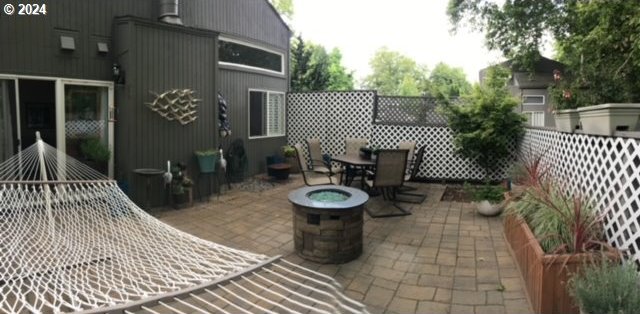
[146,89,200,125]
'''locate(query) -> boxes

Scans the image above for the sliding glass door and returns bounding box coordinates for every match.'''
[0,79,16,162]
[58,80,114,177]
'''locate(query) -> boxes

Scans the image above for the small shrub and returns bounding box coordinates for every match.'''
[464,183,505,204]
[194,149,219,156]
[80,138,111,163]
[282,145,296,158]
[440,65,525,178]
[568,261,640,314]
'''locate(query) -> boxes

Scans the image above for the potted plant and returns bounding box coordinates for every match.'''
[80,137,111,175]
[464,183,508,216]
[194,149,219,174]
[171,162,193,209]
[552,70,640,135]
[282,145,299,173]
[504,179,618,314]
[440,65,525,201]
[359,145,380,161]
[568,260,640,314]
[549,69,581,133]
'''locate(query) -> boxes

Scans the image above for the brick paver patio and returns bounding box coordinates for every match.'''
[158,175,534,314]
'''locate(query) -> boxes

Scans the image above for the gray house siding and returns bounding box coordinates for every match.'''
[479,57,564,128]
[218,68,288,176]
[0,0,290,207]
[181,0,289,49]
[0,0,154,80]
[520,88,554,127]
[114,18,218,206]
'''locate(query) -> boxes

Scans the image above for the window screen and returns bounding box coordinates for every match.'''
[249,90,285,138]
[523,95,545,105]
[219,40,283,73]
[523,111,545,127]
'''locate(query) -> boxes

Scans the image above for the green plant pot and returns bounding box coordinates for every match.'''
[196,154,219,174]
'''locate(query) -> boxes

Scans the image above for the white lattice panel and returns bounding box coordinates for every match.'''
[372,124,510,180]
[287,91,511,180]
[287,91,375,160]
[522,129,640,267]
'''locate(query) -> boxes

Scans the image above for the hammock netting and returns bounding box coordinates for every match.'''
[0,136,368,314]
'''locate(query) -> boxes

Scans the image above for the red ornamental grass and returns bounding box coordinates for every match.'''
[528,182,607,254]
[517,147,552,188]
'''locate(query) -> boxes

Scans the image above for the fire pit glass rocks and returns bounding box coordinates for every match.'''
[288,185,369,264]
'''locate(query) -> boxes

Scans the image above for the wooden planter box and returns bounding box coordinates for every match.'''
[504,215,590,314]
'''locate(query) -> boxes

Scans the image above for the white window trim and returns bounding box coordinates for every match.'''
[522,95,545,105]
[522,110,545,127]
[219,36,285,76]
[247,89,286,139]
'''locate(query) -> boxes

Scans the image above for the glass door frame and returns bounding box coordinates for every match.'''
[0,74,114,178]
[57,79,115,178]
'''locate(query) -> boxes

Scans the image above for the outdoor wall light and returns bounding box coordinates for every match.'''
[112,63,125,85]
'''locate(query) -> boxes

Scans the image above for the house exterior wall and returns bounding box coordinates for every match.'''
[218,68,288,176]
[520,88,554,127]
[0,0,290,207]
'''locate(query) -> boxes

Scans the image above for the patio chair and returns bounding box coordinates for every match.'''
[306,138,342,176]
[294,144,340,186]
[344,138,368,185]
[398,141,416,174]
[398,145,427,203]
[346,138,368,156]
[364,149,412,217]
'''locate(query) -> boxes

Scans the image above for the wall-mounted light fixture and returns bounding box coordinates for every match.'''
[112,63,125,85]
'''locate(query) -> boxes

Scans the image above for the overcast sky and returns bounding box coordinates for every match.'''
[291,0,505,84]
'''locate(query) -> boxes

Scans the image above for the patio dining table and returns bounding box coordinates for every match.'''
[331,154,376,189]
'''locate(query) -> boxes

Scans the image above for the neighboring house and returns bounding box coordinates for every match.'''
[0,0,291,206]
[479,56,565,128]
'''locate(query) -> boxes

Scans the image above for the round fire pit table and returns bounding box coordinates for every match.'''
[288,185,369,264]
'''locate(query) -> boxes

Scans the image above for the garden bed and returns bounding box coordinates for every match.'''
[440,185,473,202]
[503,214,616,314]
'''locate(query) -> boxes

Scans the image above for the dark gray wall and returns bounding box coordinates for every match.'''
[180,0,290,49]
[0,0,291,207]
[0,0,155,80]
[218,68,288,176]
[114,18,218,206]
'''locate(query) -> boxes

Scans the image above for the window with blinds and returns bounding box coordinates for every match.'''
[248,90,285,138]
[523,111,545,127]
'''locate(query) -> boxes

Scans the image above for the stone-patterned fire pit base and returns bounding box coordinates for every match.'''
[288,185,369,264]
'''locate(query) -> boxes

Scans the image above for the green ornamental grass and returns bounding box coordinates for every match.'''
[569,261,640,314]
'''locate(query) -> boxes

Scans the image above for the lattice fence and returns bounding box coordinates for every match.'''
[522,129,640,267]
[287,91,374,159]
[374,96,447,126]
[287,91,509,180]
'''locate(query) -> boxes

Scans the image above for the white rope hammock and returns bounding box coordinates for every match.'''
[0,133,368,314]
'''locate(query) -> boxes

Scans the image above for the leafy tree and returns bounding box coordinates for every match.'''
[270,0,294,20]
[327,48,354,90]
[447,0,640,103]
[440,65,525,177]
[290,36,355,92]
[290,36,311,92]
[428,62,471,104]
[305,43,331,91]
[363,47,430,96]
